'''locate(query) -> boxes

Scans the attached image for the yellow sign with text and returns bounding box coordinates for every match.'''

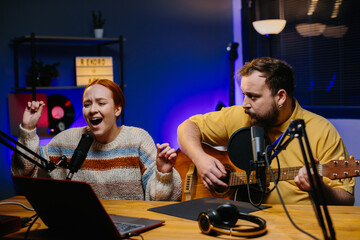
[75,57,113,86]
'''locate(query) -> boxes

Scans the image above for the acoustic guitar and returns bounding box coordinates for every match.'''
[174,143,360,202]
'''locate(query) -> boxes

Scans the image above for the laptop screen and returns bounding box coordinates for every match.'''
[12,176,163,239]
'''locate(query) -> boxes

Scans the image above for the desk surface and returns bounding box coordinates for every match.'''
[1,196,360,240]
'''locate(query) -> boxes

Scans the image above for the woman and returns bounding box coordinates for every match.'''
[11,79,181,201]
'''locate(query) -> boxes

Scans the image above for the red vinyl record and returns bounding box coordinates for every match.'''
[47,94,75,134]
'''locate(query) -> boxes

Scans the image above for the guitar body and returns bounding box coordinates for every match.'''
[175,143,245,201]
[175,144,360,202]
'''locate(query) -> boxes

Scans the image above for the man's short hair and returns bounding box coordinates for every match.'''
[239,57,295,98]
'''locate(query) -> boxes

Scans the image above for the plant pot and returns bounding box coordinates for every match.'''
[94,28,104,38]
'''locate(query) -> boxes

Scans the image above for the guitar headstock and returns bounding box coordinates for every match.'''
[321,156,360,180]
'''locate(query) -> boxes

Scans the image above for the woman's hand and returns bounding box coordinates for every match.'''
[156,143,177,173]
[22,101,45,130]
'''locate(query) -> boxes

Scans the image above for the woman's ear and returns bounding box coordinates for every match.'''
[115,106,122,117]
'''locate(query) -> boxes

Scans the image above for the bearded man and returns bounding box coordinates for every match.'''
[177,57,354,205]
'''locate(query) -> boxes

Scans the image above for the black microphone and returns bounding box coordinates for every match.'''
[251,126,265,164]
[66,133,94,180]
[250,126,266,191]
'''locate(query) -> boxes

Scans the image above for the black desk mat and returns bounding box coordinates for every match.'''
[148,197,270,221]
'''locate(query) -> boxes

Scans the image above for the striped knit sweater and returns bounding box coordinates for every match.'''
[11,125,182,201]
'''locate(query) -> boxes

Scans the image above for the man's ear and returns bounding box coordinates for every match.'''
[115,106,122,117]
[276,89,287,106]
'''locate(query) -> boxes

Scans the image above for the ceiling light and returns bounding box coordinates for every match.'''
[252,19,287,35]
[322,25,348,38]
[295,23,326,37]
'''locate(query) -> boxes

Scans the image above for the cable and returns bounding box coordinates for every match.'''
[24,214,39,240]
[20,213,37,228]
[246,154,280,207]
[246,173,264,207]
[264,155,280,194]
[264,145,319,240]
[0,201,38,229]
[0,201,35,211]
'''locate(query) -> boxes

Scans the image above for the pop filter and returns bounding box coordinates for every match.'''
[227,127,270,175]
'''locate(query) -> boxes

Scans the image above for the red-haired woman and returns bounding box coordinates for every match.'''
[12,79,181,201]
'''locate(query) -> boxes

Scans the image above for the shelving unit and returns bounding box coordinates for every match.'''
[10,33,125,124]
[11,33,125,92]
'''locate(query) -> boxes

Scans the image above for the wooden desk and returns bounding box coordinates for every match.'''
[1,196,360,239]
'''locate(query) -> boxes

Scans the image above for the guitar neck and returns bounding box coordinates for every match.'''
[229,158,360,186]
[229,166,303,186]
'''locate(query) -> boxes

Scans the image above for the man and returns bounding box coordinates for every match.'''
[177,57,354,205]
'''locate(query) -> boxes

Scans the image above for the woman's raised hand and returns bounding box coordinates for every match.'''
[22,101,45,130]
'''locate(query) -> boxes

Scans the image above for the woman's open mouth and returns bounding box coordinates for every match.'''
[90,118,103,126]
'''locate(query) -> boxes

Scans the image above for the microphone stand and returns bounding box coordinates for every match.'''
[0,129,68,173]
[254,153,267,195]
[266,119,335,240]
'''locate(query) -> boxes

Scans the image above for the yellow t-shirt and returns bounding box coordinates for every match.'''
[189,100,354,204]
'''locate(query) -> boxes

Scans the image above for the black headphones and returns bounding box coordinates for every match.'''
[198,203,267,237]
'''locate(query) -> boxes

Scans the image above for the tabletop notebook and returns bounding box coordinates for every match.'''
[12,176,164,239]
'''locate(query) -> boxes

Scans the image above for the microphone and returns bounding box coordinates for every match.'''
[250,126,266,191]
[251,126,265,164]
[66,133,94,180]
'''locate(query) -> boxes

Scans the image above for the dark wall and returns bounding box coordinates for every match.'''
[0,0,233,199]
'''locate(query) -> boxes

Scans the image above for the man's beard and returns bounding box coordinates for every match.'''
[245,101,279,129]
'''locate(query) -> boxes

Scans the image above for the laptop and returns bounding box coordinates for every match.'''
[12,176,164,239]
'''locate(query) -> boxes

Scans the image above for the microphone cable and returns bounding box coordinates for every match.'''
[264,144,319,240]
[264,154,281,195]
[246,154,281,207]
[246,173,264,207]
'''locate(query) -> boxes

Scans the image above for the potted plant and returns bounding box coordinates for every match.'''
[92,10,106,38]
[26,60,60,87]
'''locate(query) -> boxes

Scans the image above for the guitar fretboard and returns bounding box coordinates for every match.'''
[229,166,308,186]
